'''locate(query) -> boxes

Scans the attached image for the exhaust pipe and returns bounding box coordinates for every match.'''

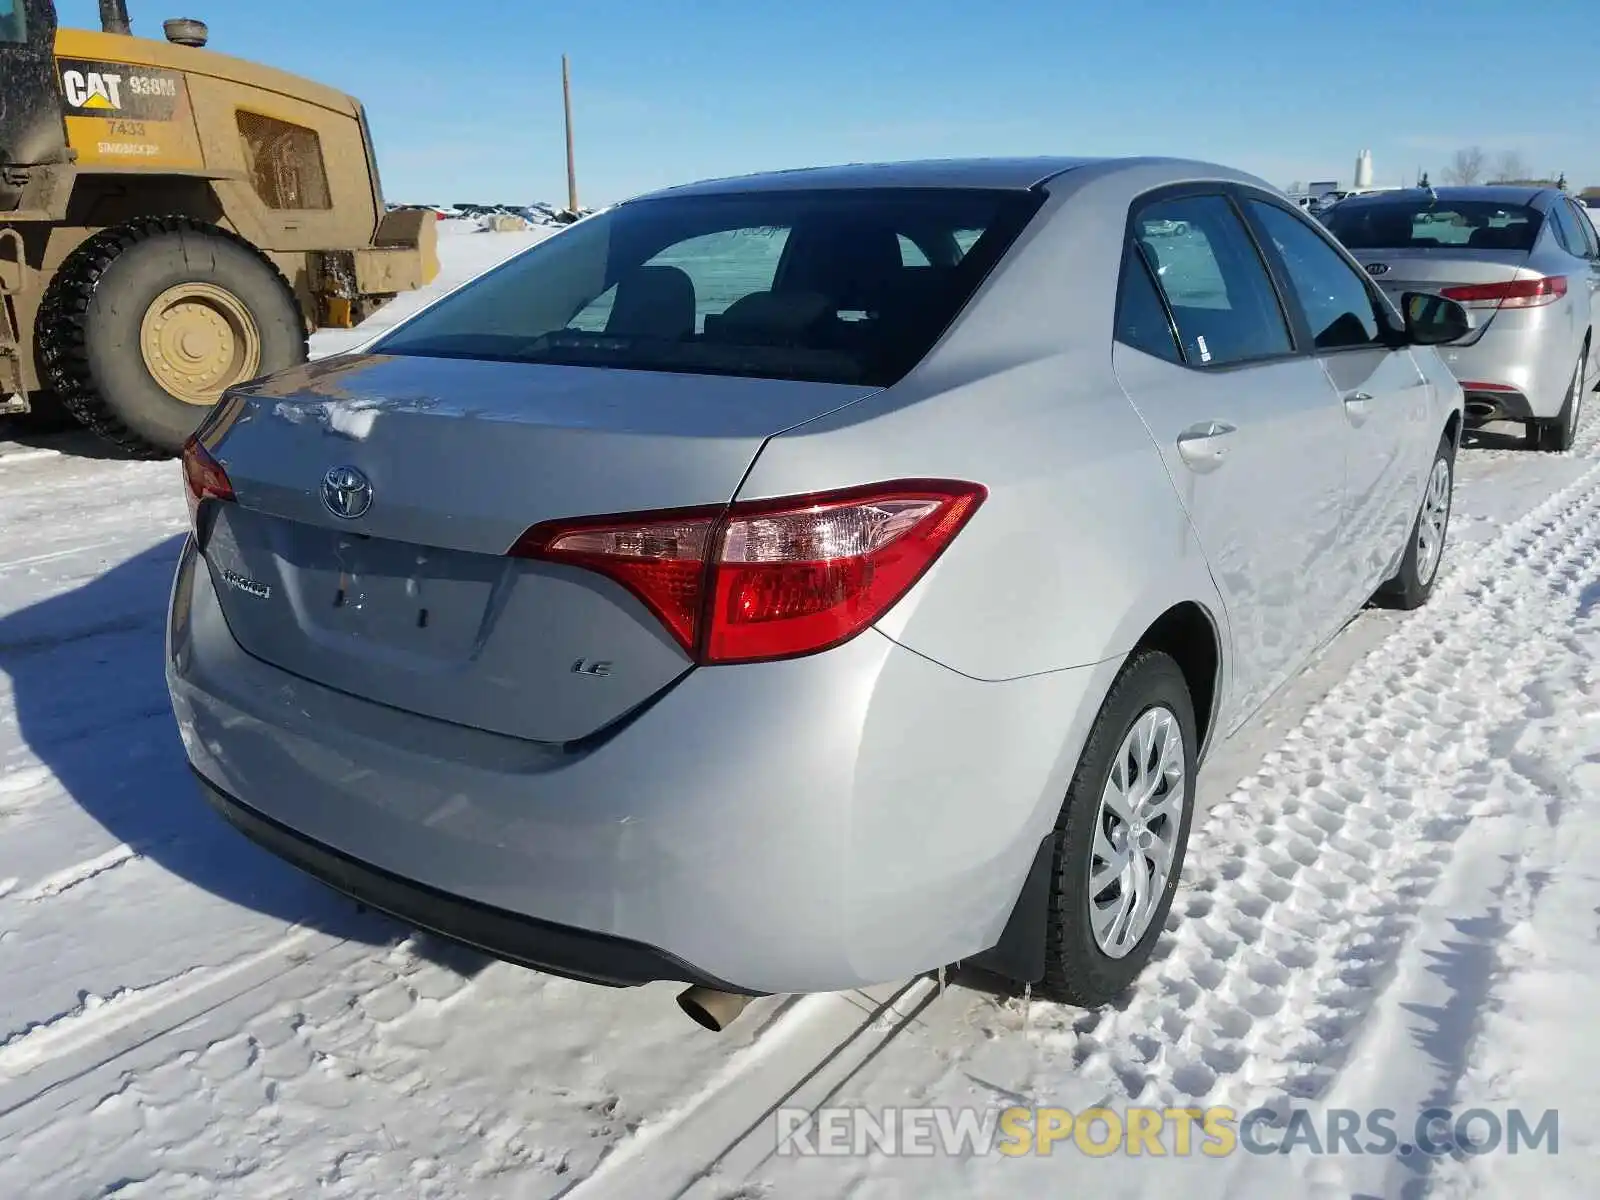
[677,986,754,1031]
[99,0,131,35]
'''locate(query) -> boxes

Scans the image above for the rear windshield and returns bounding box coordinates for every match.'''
[373,187,1041,387]
[1324,199,1543,252]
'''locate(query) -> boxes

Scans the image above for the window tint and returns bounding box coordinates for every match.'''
[1546,200,1583,256]
[375,188,1042,387]
[897,234,931,266]
[1570,201,1600,258]
[570,227,790,332]
[1132,195,1291,366]
[1115,244,1181,363]
[1247,200,1383,351]
[1324,199,1542,251]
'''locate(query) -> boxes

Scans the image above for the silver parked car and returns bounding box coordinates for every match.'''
[167,158,1467,1027]
[1323,186,1600,450]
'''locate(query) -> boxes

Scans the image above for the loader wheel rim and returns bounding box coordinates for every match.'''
[139,283,262,405]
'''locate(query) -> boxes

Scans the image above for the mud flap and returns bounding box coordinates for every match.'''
[967,832,1053,985]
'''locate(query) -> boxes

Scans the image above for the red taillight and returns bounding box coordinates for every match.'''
[181,435,235,528]
[1440,275,1567,309]
[510,509,717,652]
[510,480,986,664]
[705,485,984,662]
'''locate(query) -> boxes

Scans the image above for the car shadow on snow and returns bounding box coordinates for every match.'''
[1460,424,1528,452]
[0,533,488,968]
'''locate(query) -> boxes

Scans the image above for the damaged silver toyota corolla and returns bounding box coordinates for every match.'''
[167,156,1467,1030]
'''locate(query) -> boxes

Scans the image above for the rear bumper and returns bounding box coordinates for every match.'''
[168,536,1114,995]
[1436,310,1578,421]
[1458,386,1533,426]
[194,770,741,989]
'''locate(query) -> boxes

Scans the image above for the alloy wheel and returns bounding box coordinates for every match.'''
[1415,455,1451,587]
[1087,705,1187,958]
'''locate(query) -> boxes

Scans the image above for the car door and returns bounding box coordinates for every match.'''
[1239,192,1433,604]
[1111,190,1349,729]
[1562,198,1600,378]
[1544,199,1596,373]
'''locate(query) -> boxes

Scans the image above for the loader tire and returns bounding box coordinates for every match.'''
[36,216,307,458]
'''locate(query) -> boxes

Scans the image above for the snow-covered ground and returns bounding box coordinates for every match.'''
[2,226,1599,1199]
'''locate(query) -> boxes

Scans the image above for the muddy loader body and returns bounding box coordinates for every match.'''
[1,0,437,454]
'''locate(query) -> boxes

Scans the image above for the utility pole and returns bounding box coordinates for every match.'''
[562,55,578,214]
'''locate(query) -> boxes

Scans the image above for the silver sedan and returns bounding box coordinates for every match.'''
[1324,185,1600,450]
[167,157,1466,1027]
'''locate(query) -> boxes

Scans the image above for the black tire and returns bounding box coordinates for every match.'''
[36,216,306,458]
[1039,649,1197,1007]
[1531,345,1586,453]
[1376,432,1454,610]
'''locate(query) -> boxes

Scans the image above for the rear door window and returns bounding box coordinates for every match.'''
[1569,200,1600,258]
[1547,200,1588,258]
[1245,199,1385,351]
[1132,195,1293,366]
[1114,244,1182,363]
[375,187,1042,388]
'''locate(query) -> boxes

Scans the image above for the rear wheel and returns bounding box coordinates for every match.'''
[1376,433,1453,610]
[1529,345,1587,453]
[1039,649,1197,1007]
[37,216,306,457]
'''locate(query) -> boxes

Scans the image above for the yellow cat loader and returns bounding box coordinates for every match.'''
[1,0,437,455]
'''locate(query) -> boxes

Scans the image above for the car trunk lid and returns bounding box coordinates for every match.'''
[198,352,877,743]
[1347,248,1533,341]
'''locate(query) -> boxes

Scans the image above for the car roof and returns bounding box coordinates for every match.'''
[630,157,1106,199]
[1334,184,1551,208]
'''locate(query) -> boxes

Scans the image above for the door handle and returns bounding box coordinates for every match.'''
[1175,421,1237,471]
[1343,390,1373,423]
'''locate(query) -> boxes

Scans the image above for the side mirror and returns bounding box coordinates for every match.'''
[1401,292,1470,346]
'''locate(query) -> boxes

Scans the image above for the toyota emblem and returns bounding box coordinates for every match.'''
[321,465,373,519]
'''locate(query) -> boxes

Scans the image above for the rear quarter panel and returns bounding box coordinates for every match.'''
[737,167,1231,685]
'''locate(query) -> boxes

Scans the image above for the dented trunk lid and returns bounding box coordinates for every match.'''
[198,353,876,743]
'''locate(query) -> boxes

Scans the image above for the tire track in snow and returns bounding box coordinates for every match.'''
[0,928,331,1090]
[0,764,52,795]
[563,979,937,1200]
[1030,452,1600,1122]
[14,844,140,902]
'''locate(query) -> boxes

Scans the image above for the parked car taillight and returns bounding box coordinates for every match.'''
[181,435,235,530]
[509,480,987,664]
[1440,276,1567,310]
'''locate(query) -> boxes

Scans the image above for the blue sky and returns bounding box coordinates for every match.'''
[59,0,1600,206]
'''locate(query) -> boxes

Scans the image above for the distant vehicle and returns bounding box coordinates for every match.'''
[1143,217,1190,235]
[1324,186,1600,450]
[169,156,1467,1031]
